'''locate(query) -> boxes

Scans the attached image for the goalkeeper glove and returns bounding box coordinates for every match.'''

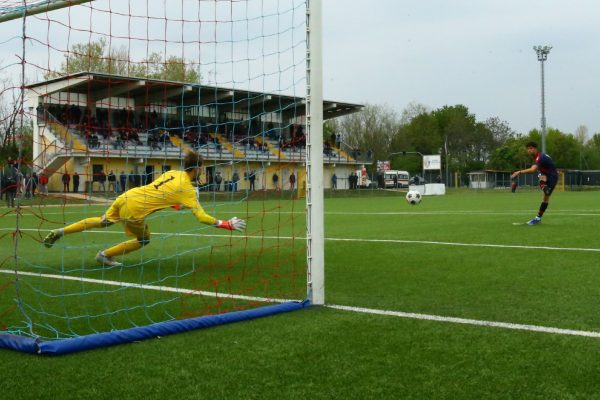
[215,217,246,232]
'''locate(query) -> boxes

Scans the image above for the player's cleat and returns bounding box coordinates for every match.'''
[527,216,542,226]
[43,230,62,248]
[95,251,123,267]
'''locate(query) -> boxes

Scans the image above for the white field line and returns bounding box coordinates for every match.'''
[326,304,600,339]
[2,227,600,253]
[1,269,599,339]
[0,269,291,304]
[3,209,600,217]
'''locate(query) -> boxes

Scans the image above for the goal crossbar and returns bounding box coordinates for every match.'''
[0,0,93,23]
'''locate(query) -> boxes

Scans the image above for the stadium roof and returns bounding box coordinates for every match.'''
[26,71,363,121]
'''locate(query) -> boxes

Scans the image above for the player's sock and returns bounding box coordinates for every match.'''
[63,217,106,234]
[537,202,548,218]
[103,239,143,257]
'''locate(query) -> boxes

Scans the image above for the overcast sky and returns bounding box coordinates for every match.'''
[322,0,600,136]
[1,0,599,137]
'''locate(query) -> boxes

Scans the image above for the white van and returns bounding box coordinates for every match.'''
[384,170,409,188]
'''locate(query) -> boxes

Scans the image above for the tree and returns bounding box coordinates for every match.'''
[0,73,33,166]
[487,137,529,171]
[47,38,200,83]
[399,101,430,126]
[484,117,516,146]
[335,103,399,171]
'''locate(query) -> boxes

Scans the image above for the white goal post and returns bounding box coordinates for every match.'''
[0,0,93,23]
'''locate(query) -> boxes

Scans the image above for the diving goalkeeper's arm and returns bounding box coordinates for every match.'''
[189,204,246,232]
[179,184,247,232]
[214,217,246,232]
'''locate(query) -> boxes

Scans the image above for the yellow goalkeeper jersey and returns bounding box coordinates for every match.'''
[117,170,217,225]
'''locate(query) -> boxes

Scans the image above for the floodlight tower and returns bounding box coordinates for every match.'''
[533,45,552,153]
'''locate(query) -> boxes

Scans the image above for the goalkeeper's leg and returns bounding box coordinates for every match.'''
[99,222,150,263]
[43,216,113,248]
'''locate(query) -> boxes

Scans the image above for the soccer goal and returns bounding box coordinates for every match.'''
[0,0,324,354]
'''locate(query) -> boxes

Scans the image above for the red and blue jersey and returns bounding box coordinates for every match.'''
[533,152,558,177]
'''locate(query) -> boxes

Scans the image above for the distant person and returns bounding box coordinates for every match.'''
[31,172,38,197]
[128,170,136,189]
[248,170,256,191]
[107,170,117,193]
[119,171,127,193]
[38,171,49,195]
[43,151,246,267]
[231,171,240,192]
[272,172,279,191]
[62,171,71,193]
[331,173,337,190]
[214,172,222,191]
[3,172,17,207]
[98,170,107,192]
[289,172,296,191]
[510,141,558,225]
[72,172,80,193]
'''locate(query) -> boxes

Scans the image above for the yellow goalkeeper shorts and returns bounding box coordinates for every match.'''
[104,196,149,240]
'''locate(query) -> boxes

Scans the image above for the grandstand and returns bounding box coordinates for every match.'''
[26,72,363,193]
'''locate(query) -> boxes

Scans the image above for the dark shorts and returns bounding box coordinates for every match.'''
[539,174,558,195]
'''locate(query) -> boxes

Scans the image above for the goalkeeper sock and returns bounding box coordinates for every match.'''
[63,217,106,234]
[537,202,548,218]
[103,239,143,257]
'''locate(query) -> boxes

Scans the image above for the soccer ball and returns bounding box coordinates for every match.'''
[405,190,422,205]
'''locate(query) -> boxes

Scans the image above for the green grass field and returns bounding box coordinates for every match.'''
[2,189,600,399]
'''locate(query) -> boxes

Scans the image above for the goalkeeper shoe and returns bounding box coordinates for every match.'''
[95,251,123,267]
[527,216,542,226]
[43,230,62,248]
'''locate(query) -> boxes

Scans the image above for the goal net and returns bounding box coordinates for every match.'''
[0,0,322,354]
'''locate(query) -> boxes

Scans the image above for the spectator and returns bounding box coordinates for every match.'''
[272,172,279,191]
[289,172,296,191]
[331,173,337,190]
[88,133,100,149]
[231,171,239,192]
[119,171,127,193]
[128,170,136,188]
[160,130,171,146]
[98,170,107,192]
[38,171,49,195]
[62,171,71,193]
[24,174,32,199]
[113,135,125,150]
[248,170,256,191]
[214,172,222,191]
[148,132,161,150]
[31,172,38,197]
[107,170,117,193]
[3,171,17,207]
[335,133,341,148]
[393,174,398,189]
[73,171,80,193]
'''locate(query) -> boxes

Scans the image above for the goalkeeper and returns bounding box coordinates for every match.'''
[43,151,246,266]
